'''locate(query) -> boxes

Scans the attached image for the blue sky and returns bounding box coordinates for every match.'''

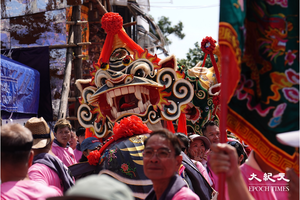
[149,0,220,60]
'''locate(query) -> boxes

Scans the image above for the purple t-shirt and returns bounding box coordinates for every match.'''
[1,180,62,200]
[28,163,63,192]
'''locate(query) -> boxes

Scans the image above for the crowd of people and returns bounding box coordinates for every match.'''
[1,117,298,200]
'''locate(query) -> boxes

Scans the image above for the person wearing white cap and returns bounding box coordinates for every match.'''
[188,134,213,186]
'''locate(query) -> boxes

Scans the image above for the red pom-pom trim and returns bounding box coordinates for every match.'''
[201,36,216,54]
[87,150,101,166]
[101,12,123,35]
[97,115,151,157]
[113,115,151,141]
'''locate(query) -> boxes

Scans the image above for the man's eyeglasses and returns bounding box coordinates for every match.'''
[143,148,172,159]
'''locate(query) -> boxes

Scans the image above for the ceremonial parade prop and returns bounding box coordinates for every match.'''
[183,38,221,135]
[74,12,195,199]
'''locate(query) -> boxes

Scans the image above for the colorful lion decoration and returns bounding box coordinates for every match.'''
[75,12,194,139]
[73,12,220,200]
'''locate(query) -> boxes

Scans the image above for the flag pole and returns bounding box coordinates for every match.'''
[218,49,230,200]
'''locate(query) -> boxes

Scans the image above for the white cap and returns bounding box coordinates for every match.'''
[276,130,300,147]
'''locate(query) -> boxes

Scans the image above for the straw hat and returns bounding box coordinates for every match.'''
[25,117,54,149]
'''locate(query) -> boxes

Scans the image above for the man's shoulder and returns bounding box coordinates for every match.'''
[29,162,50,171]
[1,180,62,195]
[172,187,200,200]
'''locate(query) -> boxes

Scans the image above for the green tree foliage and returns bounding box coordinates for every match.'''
[177,42,218,73]
[151,16,185,45]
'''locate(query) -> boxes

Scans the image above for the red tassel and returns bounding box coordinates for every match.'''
[177,113,187,135]
[85,128,94,138]
[210,53,220,83]
[201,54,208,67]
[166,121,175,133]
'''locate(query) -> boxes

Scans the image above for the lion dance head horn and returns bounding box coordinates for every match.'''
[98,12,149,69]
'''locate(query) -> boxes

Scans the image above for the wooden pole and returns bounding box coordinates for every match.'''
[90,0,107,15]
[218,44,230,200]
[66,20,88,25]
[58,6,81,121]
[73,5,83,129]
[49,42,91,49]
[58,27,73,119]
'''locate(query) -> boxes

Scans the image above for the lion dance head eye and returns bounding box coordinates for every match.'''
[124,75,133,84]
[134,69,146,77]
[100,63,109,70]
[106,80,114,88]
[122,55,131,66]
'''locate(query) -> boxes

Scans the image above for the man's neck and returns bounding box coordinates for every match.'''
[1,165,28,183]
[152,178,171,200]
[54,139,68,148]
[33,148,50,156]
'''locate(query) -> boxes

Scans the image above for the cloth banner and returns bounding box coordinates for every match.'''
[219,0,299,174]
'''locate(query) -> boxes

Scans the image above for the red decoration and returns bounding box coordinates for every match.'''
[212,96,220,118]
[177,113,187,135]
[87,150,101,166]
[97,115,151,156]
[166,120,175,133]
[121,163,129,171]
[101,12,123,35]
[98,12,158,67]
[213,96,220,106]
[113,115,151,141]
[201,36,216,54]
[200,36,220,83]
[122,55,131,66]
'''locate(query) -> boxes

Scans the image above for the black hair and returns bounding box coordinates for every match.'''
[76,127,86,137]
[201,120,218,135]
[227,140,248,164]
[144,129,181,156]
[175,132,190,150]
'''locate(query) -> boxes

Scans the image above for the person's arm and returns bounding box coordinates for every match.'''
[209,143,255,200]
